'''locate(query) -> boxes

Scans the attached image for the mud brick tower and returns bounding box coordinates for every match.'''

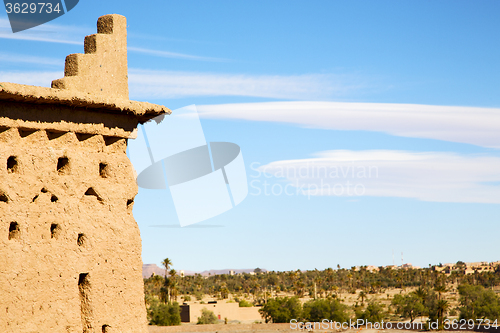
[0,14,169,333]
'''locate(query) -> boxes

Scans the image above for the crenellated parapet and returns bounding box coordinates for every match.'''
[51,14,129,99]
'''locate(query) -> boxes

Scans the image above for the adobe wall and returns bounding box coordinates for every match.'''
[0,14,169,333]
[0,123,146,333]
[182,302,262,323]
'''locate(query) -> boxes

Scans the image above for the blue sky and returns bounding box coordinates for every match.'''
[1,1,500,272]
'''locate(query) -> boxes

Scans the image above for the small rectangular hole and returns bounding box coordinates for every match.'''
[8,222,20,240]
[50,223,60,239]
[77,233,86,246]
[7,156,18,173]
[99,163,108,178]
[0,192,8,203]
[57,157,69,174]
[78,273,93,332]
[127,199,134,211]
[78,272,88,286]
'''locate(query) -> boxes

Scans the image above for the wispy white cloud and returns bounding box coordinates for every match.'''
[128,31,222,45]
[0,71,62,87]
[128,47,227,62]
[0,52,62,66]
[197,101,500,148]
[0,19,227,62]
[128,69,362,100]
[257,150,500,204]
[0,30,81,44]
[0,18,83,44]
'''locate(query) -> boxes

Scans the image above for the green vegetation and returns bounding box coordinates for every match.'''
[161,258,172,303]
[356,301,386,323]
[148,301,181,326]
[458,284,500,320]
[145,264,500,303]
[390,285,451,328]
[239,299,253,307]
[392,292,425,322]
[197,308,219,324]
[259,297,302,323]
[259,296,350,323]
[145,258,181,326]
[143,260,500,326]
[302,298,349,322]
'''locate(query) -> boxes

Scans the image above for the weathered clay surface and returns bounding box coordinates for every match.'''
[0,14,167,333]
[0,100,141,139]
[52,14,129,100]
[0,82,170,124]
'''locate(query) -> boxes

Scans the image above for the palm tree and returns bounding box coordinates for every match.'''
[313,276,322,299]
[434,283,447,300]
[220,282,229,299]
[162,258,172,276]
[358,290,367,305]
[331,285,339,298]
[169,269,178,301]
[415,286,426,300]
[161,258,173,303]
[437,299,449,328]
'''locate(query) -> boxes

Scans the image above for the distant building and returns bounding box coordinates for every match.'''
[366,265,379,272]
[429,261,499,275]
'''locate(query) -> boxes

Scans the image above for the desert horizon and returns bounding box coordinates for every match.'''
[142,258,500,331]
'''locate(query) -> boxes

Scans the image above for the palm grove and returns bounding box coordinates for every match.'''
[144,260,500,327]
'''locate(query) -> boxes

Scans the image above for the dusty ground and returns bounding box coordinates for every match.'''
[148,325,469,333]
[181,285,462,322]
[159,285,469,331]
[148,323,293,333]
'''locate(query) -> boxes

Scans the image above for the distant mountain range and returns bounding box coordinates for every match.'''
[142,264,267,278]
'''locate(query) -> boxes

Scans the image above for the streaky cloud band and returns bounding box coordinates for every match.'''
[197,101,500,148]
